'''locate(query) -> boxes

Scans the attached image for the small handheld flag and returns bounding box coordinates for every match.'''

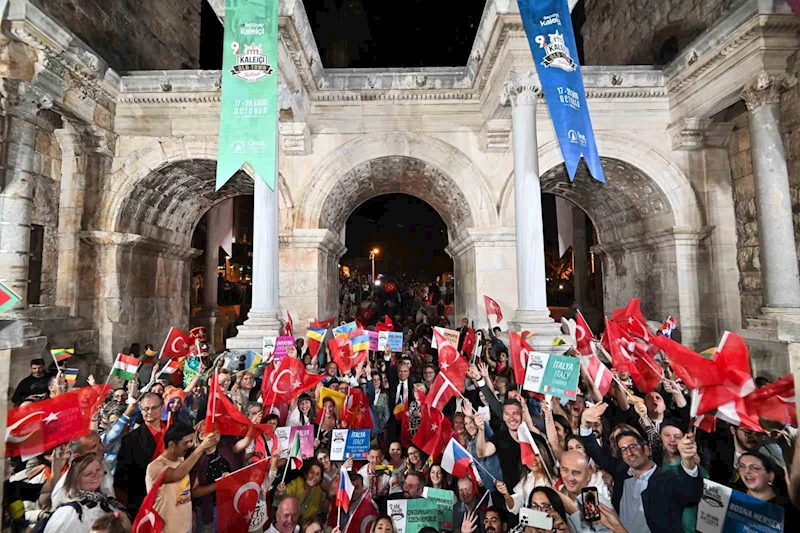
[50,348,74,364]
[337,467,355,513]
[63,368,79,388]
[111,354,139,381]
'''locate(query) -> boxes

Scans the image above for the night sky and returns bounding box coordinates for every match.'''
[341,194,452,280]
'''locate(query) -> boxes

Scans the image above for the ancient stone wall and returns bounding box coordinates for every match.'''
[30,110,63,306]
[581,0,736,65]
[32,0,202,71]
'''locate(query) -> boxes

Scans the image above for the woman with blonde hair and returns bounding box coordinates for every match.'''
[43,454,126,533]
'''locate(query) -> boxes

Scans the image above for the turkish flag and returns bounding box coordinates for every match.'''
[313,316,337,329]
[329,337,367,375]
[205,374,275,438]
[745,374,796,426]
[132,471,166,533]
[574,310,595,356]
[604,319,658,392]
[434,330,468,389]
[6,384,111,457]
[261,356,325,406]
[613,298,652,341]
[413,404,452,460]
[484,295,503,323]
[344,493,380,533]
[376,315,394,332]
[650,335,721,390]
[159,327,191,359]
[343,387,373,430]
[714,331,756,398]
[216,459,269,533]
[358,306,375,326]
[461,328,476,357]
[509,331,533,387]
[283,312,294,337]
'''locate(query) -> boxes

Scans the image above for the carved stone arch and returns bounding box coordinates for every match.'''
[498,132,704,242]
[296,132,498,234]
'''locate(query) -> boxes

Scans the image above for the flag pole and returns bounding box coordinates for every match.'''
[469,458,498,483]
[50,351,61,373]
[211,368,219,431]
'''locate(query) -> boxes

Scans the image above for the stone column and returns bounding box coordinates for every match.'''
[500,71,561,342]
[226,176,282,350]
[202,207,220,308]
[742,72,800,309]
[0,81,52,313]
[572,208,589,309]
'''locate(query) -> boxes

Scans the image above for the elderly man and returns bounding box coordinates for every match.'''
[453,477,485,533]
[559,450,616,532]
[267,496,300,533]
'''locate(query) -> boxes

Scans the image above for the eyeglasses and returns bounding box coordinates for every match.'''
[737,463,765,473]
[529,503,553,512]
[619,444,642,455]
[737,429,765,438]
[140,405,162,412]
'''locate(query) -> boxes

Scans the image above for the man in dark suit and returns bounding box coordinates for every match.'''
[580,403,703,533]
[385,356,417,439]
[114,392,165,517]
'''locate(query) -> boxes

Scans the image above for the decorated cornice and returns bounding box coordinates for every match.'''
[591,227,714,255]
[79,231,202,260]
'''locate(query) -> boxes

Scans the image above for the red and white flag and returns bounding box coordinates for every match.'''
[159,327,191,359]
[435,329,468,385]
[205,372,275,438]
[745,374,796,426]
[509,331,533,387]
[344,493,380,533]
[343,387,373,430]
[613,298,652,341]
[650,334,720,390]
[461,327,477,358]
[6,385,111,457]
[132,471,166,533]
[517,422,540,468]
[574,310,595,356]
[283,312,294,337]
[584,354,613,397]
[376,315,394,332]
[425,372,460,411]
[484,295,503,324]
[216,460,269,533]
[413,403,452,460]
[329,336,367,375]
[261,355,325,406]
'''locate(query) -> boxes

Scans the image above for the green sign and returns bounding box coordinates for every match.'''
[423,487,455,531]
[216,0,279,191]
[388,499,441,533]
[522,353,580,399]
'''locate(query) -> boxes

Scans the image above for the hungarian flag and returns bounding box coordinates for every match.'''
[287,432,303,470]
[413,404,452,460]
[343,388,373,430]
[650,334,720,390]
[283,312,294,337]
[111,354,139,381]
[376,315,394,332]
[745,374,796,426]
[132,471,166,533]
[517,422,540,468]
[344,493,380,533]
[312,316,337,329]
[509,331,533,387]
[50,348,74,364]
[6,385,110,457]
[216,460,269,533]
[261,356,325,406]
[329,337,366,375]
[337,467,355,513]
[461,328,476,358]
[156,359,182,380]
[441,438,474,479]
[159,327,191,359]
[306,327,326,358]
[584,354,613,397]
[574,310,595,356]
[205,373,275,438]
[435,329,468,382]
[484,295,503,324]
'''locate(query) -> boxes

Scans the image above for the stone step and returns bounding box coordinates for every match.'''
[24,305,71,320]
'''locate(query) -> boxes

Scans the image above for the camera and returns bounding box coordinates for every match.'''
[519,508,553,530]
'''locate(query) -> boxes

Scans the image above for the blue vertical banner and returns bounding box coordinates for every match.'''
[518,0,605,183]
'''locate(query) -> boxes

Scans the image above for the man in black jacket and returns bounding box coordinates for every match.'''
[114,392,164,517]
[580,402,703,533]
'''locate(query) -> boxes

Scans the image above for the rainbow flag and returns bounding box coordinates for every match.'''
[63,368,79,387]
[50,348,74,363]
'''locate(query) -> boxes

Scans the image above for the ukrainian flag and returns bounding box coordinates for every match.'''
[333,321,358,339]
[307,327,326,343]
[349,330,370,353]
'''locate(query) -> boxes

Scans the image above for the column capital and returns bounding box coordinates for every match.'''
[742,71,797,111]
[500,70,541,108]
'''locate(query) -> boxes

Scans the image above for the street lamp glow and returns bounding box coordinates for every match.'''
[374,280,382,286]
[371,248,380,255]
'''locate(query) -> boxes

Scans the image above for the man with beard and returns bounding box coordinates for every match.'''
[580,403,703,533]
[460,507,507,533]
[12,358,51,405]
[708,422,785,486]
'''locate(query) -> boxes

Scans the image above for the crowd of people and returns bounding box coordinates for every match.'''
[4,280,800,533]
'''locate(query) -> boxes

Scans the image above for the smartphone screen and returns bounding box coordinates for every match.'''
[581,487,601,522]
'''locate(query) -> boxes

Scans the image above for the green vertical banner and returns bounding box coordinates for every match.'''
[216,0,279,191]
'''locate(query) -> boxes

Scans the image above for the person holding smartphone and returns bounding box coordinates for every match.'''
[555,450,624,532]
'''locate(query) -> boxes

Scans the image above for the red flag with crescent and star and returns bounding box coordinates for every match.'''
[261,355,325,406]
[216,459,269,533]
[159,327,192,359]
[329,336,367,375]
[574,310,595,356]
[205,373,275,438]
[312,316,337,329]
[413,403,452,460]
[434,329,468,388]
[343,387,373,430]
[5,384,111,457]
[375,315,394,332]
[509,331,533,387]
[283,312,294,337]
[461,327,476,358]
[132,470,166,533]
[484,295,503,323]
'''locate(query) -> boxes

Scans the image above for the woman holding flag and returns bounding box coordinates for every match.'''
[275,461,325,524]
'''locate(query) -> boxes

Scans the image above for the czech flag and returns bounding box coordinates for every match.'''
[337,466,355,513]
[441,437,473,479]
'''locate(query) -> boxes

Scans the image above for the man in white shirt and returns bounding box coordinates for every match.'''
[358,445,390,497]
[266,496,300,533]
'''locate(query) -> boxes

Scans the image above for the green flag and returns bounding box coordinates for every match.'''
[216,0,279,191]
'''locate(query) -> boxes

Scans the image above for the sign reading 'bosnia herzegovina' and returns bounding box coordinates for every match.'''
[518,0,605,183]
[216,0,278,191]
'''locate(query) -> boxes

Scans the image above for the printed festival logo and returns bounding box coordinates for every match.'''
[535,29,577,72]
[230,42,274,82]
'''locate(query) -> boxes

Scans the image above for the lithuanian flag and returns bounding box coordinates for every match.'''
[50,348,74,363]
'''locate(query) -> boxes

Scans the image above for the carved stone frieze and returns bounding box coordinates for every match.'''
[479,119,512,153]
[0,79,53,119]
[742,71,798,111]
[500,71,542,108]
[279,121,311,156]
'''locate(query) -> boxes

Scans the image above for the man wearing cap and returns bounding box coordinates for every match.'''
[12,358,52,405]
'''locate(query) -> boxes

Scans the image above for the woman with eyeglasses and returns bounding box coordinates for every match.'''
[737,452,800,522]
[43,454,127,533]
[406,445,427,474]
[525,487,571,533]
